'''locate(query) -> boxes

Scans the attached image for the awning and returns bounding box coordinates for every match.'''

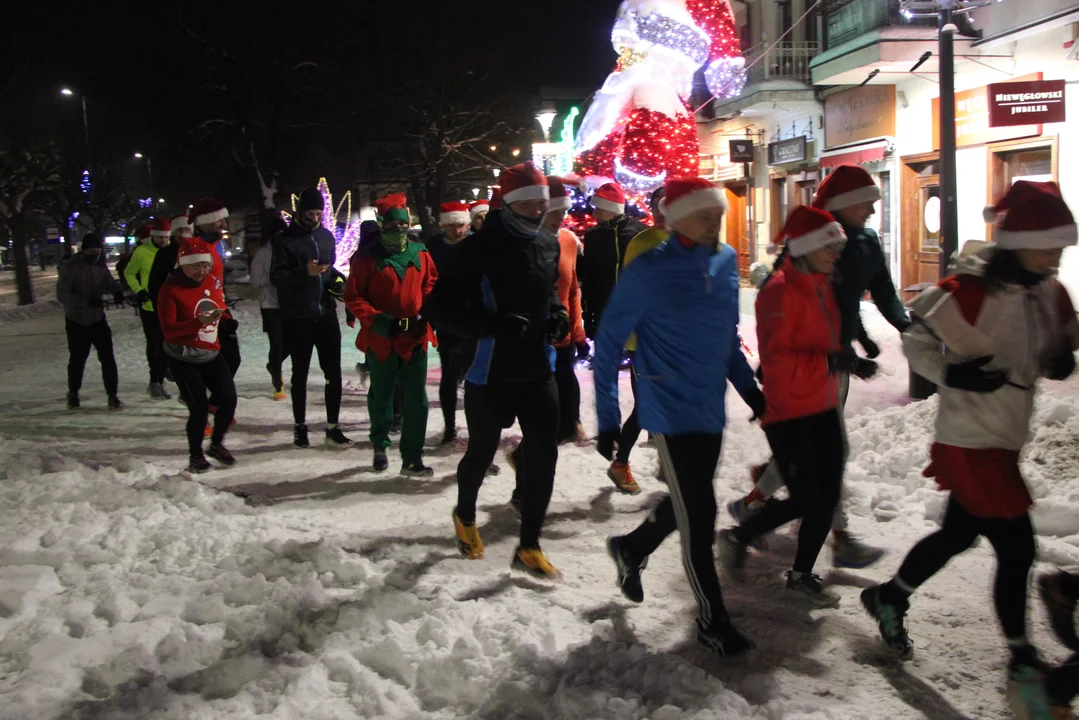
[819,139,893,169]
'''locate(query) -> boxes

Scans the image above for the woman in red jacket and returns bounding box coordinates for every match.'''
[157,239,237,473]
[719,206,877,607]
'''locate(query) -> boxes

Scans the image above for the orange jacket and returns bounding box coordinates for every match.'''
[554,229,586,348]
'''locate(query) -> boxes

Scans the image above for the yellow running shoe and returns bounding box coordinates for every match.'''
[511,546,562,580]
[453,510,484,559]
[273,388,286,401]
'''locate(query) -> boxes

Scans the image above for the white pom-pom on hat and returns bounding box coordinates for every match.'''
[983,205,1000,223]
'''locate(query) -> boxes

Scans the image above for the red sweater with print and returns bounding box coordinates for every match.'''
[157,272,227,350]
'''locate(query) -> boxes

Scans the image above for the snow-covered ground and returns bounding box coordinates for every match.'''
[2,297,1079,719]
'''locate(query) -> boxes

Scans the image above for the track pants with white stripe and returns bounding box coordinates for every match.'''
[621,432,729,630]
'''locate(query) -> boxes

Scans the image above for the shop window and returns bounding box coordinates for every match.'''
[986,139,1058,242]
[921,186,941,253]
[1005,150,1052,185]
[878,171,892,258]
[796,180,816,206]
[771,177,788,236]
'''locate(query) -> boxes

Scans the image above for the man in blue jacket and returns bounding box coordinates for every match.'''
[596,177,765,658]
[271,188,352,449]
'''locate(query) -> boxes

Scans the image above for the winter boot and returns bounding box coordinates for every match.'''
[373,450,389,472]
[1040,571,1079,652]
[401,461,434,478]
[66,392,80,409]
[832,531,885,569]
[453,509,484,559]
[325,426,353,448]
[696,619,753,658]
[293,423,310,449]
[861,584,914,659]
[485,464,501,476]
[188,453,212,474]
[107,395,124,411]
[717,529,748,582]
[207,444,235,466]
[785,571,841,608]
[511,546,562,581]
[149,382,170,400]
[607,536,647,603]
[607,461,641,494]
[1007,646,1053,720]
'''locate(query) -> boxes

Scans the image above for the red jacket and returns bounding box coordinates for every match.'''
[554,229,586,348]
[756,255,842,426]
[343,242,438,362]
[157,271,227,350]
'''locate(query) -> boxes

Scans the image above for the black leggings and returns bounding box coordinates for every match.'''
[138,308,167,384]
[554,344,581,440]
[438,333,474,431]
[616,358,641,463]
[262,308,290,389]
[283,314,343,426]
[169,354,237,454]
[734,410,845,573]
[66,318,119,397]
[891,495,1036,641]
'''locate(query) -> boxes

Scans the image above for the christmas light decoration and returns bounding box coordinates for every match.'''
[285,177,362,274]
[532,106,581,177]
[79,170,91,194]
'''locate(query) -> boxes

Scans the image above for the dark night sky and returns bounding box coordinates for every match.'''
[6,1,625,210]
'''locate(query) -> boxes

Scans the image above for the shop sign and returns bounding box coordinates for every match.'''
[824,85,896,149]
[768,136,808,165]
[729,139,755,163]
[988,79,1066,127]
[932,73,1042,149]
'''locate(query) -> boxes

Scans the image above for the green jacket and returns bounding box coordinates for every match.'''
[125,241,160,311]
[833,225,909,346]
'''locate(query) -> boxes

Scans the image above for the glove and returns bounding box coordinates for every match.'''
[113,292,124,307]
[136,290,151,305]
[944,356,1009,393]
[547,308,570,344]
[1046,344,1076,381]
[827,347,878,380]
[220,316,239,336]
[345,308,356,329]
[596,428,619,461]
[327,273,346,299]
[485,312,530,339]
[857,333,881,359]
[87,297,104,308]
[896,318,912,334]
[744,386,766,422]
[575,341,591,361]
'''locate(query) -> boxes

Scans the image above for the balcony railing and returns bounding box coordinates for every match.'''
[823,0,939,50]
[745,41,821,85]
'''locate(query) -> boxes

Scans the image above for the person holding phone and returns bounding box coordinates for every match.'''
[157,238,237,473]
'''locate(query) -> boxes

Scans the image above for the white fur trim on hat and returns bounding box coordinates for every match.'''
[823,184,881,212]
[502,184,550,204]
[179,252,213,266]
[548,196,572,213]
[787,222,846,257]
[661,187,728,226]
[995,224,1078,250]
[194,207,229,226]
[470,203,489,217]
[592,195,625,215]
[171,215,191,229]
[439,211,470,225]
[150,229,170,238]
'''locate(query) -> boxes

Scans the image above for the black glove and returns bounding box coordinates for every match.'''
[575,341,591,361]
[827,347,878,380]
[485,312,530,339]
[113,292,124,307]
[136,290,151,305]
[596,428,620,461]
[944,356,1009,393]
[87,297,104,308]
[857,333,881,360]
[744,386,766,422]
[547,308,570,344]
[896,318,912,334]
[1047,344,1077,381]
[220,316,239,336]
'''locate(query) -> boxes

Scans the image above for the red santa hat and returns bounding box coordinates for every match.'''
[775,206,846,258]
[984,180,1077,250]
[489,187,503,211]
[811,165,881,212]
[546,176,577,213]
[469,200,489,218]
[660,177,728,226]
[592,182,626,215]
[170,213,191,232]
[177,237,213,266]
[150,217,171,237]
[191,197,229,226]
[135,222,153,243]
[439,201,471,226]
[500,162,549,204]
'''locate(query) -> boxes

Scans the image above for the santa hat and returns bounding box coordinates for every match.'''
[811,165,880,212]
[984,180,1077,250]
[469,200,489,218]
[489,187,503,211]
[375,193,410,225]
[439,201,471,226]
[177,237,213,266]
[191,197,229,226]
[500,162,549,204]
[170,213,191,232]
[135,223,152,243]
[150,217,171,237]
[775,206,846,258]
[547,176,575,213]
[592,182,626,215]
[660,177,728,226]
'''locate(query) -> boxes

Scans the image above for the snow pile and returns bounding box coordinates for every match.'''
[0,299,62,326]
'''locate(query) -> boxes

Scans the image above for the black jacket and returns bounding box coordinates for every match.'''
[147,238,182,305]
[56,252,122,326]
[270,221,337,320]
[579,216,647,338]
[425,210,565,385]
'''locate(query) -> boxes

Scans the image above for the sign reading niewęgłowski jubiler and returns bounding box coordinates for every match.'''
[988,79,1066,128]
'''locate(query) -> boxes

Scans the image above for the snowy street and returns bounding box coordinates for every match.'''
[3,298,1079,719]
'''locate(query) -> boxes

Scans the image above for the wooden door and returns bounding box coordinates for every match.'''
[907,176,942,286]
[724,185,750,277]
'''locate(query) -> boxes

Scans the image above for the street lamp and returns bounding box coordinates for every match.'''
[60,87,92,177]
[536,110,557,142]
[471,188,481,198]
[133,153,154,209]
[511,148,521,157]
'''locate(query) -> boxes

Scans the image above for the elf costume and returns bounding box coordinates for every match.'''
[343,194,439,473]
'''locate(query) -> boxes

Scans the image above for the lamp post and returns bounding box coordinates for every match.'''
[60,87,92,177]
[134,153,154,210]
[536,110,557,143]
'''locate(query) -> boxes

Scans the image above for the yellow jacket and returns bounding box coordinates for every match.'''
[124,241,160,311]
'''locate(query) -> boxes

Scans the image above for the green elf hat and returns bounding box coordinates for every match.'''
[375,193,410,225]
